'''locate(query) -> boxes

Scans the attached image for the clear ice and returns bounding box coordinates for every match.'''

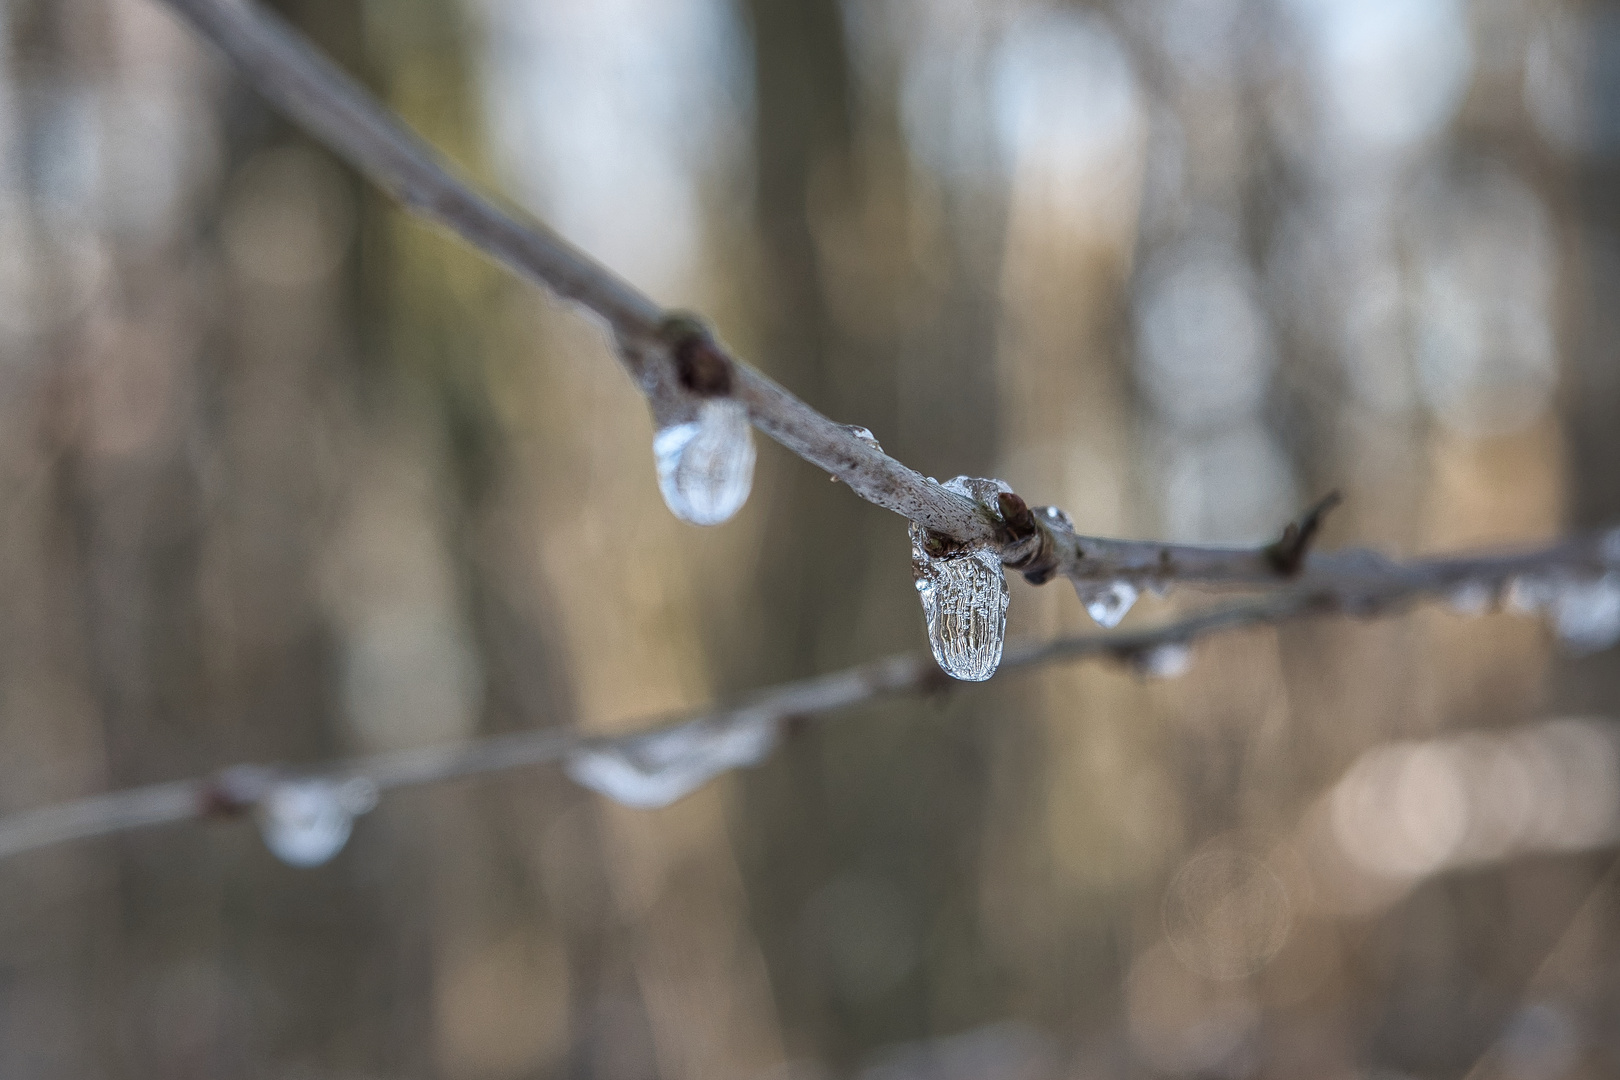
[1038,505,1074,531]
[565,712,780,809]
[256,777,376,868]
[653,398,756,526]
[911,477,1011,682]
[1075,579,1138,629]
[843,425,883,452]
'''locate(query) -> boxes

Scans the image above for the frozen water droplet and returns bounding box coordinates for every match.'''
[565,712,780,809]
[1037,505,1074,532]
[942,474,1013,507]
[1553,574,1620,654]
[1446,582,1495,617]
[843,425,883,452]
[910,521,1009,682]
[1136,642,1192,679]
[1507,575,1560,615]
[256,778,370,867]
[1076,579,1138,628]
[653,398,755,525]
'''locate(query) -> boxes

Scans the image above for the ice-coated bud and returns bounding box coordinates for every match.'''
[910,474,1015,683]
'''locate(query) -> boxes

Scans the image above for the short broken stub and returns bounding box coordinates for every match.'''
[910,476,1012,682]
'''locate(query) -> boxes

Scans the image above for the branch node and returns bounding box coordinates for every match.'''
[660,312,733,397]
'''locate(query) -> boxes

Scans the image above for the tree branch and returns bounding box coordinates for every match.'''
[156,0,1356,588]
[2,528,1612,862]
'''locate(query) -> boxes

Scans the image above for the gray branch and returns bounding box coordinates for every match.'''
[1,527,1613,862]
[158,0,1359,585]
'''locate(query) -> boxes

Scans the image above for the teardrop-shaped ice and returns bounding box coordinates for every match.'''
[1076,579,1138,628]
[910,522,1010,682]
[255,777,376,867]
[565,712,780,809]
[653,398,756,526]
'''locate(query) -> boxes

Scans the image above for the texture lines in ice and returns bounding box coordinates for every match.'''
[565,712,780,808]
[653,398,756,525]
[911,477,1011,682]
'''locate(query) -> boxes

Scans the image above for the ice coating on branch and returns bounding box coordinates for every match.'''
[256,777,377,867]
[910,477,1012,682]
[1075,579,1138,629]
[565,713,780,808]
[843,425,883,452]
[653,398,756,525]
[1553,573,1620,654]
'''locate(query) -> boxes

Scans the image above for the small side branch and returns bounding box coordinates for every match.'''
[1,528,1612,863]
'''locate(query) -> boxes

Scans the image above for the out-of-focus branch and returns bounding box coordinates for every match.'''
[2,528,1614,863]
[154,0,1358,588]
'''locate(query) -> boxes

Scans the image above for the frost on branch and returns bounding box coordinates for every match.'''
[565,711,780,808]
[911,477,1012,682]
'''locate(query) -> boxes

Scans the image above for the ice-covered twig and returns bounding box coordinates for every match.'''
[155,0,1354,586]
[2,526,1614,863]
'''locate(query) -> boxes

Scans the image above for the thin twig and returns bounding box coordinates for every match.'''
[1,528,1612,863]
[158,0,1359,587]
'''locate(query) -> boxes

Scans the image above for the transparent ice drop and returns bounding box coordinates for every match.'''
[1075,579,1138,629]
[256,777,378,868]
[1553,573,1620,655]
[565,712,780,809]
[653,398,756,526]
[1135,641,1192,679]
[1445,581,1495,617]
[843,425,883,452]
[910,475,1013,682]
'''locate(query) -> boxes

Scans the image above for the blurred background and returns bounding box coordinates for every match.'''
[2,0,1620,1075]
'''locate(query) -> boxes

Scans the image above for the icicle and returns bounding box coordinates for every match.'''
[1135,641,1192,679]
[256,777,377,868]
[1075,579,1138,629]
[910,477,1012,682]
[565,712,780,809]
[1553,573,1620,655]
[653,398,756,525]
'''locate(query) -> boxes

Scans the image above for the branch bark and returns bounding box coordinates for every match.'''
[2,528,1613,862]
